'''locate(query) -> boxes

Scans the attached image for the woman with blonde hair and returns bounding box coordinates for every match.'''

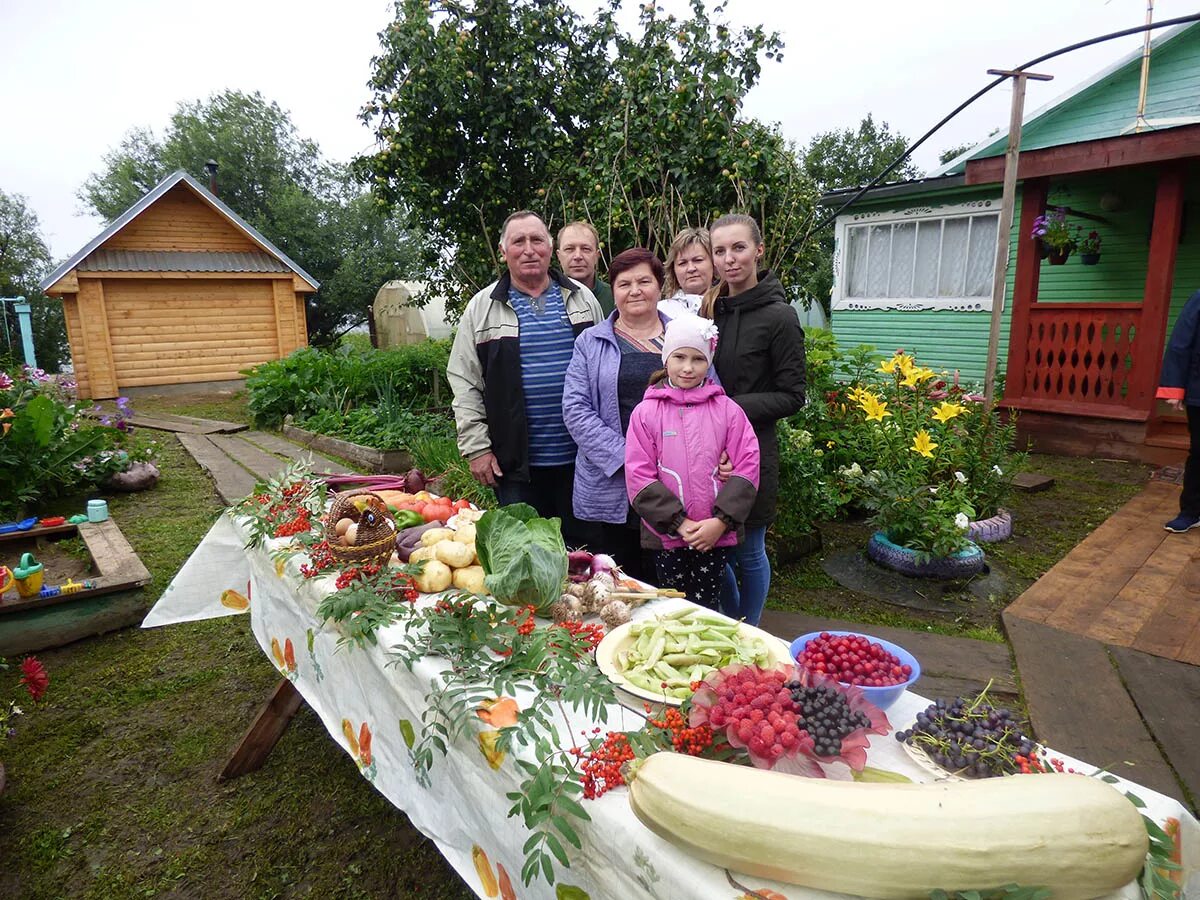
[659,227,715,319]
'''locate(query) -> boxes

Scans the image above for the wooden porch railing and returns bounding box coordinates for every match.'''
[1007,302,1148,420]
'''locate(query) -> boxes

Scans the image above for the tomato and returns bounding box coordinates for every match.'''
[453,498,471,511]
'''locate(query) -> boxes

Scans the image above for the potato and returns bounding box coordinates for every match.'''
[469,543,479,565]
[455,508,485,523]
[409,546,437,563]
[453,522,477,544]
[413,559,452,593]
[435,539,475,569]
[419,527,456,547]
[452,565,487,594]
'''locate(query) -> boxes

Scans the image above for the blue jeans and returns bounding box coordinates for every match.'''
[719,525,770,625]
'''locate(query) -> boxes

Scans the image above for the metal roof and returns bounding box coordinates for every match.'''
[930,20,1199,177]
[818,173,966,206]
[40,170,320,292]
[77,249,291,273]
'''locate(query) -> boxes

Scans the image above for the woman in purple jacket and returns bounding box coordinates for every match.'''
[625,315,760,609]
[562,248,672,579]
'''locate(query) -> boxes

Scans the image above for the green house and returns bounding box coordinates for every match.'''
[823,22,1200,461]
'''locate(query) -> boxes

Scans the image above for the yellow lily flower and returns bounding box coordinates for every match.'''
[931,401,967,424]
[859,393,892,423]
[878,356,901,374]
[896,353,916,377]
[910,430,938,458]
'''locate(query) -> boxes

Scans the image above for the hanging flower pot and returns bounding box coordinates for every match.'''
[1076,229,1102,266]
[1035,239,1050,260]
[1046,245,1073,265]
[866,531,986,579]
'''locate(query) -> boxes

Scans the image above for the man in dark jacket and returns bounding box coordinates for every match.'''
[1157,288,1200,533]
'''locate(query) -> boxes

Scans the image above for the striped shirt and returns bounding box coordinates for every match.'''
[509,282,577,466]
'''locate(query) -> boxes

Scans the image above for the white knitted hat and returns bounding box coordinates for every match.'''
[661,314,719,366]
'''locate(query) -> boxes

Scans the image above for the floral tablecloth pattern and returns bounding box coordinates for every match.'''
[145,515,1200,900]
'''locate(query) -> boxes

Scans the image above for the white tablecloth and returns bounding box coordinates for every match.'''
[146,515,1200,900]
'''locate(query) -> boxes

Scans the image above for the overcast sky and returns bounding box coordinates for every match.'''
[3,0,1194,261]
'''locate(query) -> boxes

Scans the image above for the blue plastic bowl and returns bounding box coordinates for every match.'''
[789,630,921,711]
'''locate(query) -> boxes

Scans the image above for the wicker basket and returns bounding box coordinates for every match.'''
[325,489,396,568]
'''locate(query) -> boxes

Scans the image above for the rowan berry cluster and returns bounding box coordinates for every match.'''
[273,510,312,537]
[1015,752,1074,775]
[333,562,383,591]
[299,540,337,578]
[548,621,605,656]
[647,707,713,756]
[572,731,635,799]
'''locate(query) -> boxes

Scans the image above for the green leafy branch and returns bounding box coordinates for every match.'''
[386,594,619,885]
[315,565,424,648]
[509,737,589,886]
[230,458,327,549]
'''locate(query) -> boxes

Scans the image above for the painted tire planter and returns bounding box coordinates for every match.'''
[867,531,986,579]
[966,508,1013,544]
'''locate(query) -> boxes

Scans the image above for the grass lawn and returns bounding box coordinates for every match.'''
[0,389,1156,897]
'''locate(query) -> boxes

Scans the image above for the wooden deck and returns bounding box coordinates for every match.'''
[178,430,352,504]
[1004,480,1200,665]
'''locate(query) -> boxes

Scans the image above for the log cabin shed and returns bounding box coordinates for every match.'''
[39,170,318,399]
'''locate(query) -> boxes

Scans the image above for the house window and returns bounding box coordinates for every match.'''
[836,209,1000,311]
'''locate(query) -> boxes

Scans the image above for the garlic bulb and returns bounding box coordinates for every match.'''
[599,599,632,629]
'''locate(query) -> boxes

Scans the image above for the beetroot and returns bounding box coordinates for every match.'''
[403,468,426,493]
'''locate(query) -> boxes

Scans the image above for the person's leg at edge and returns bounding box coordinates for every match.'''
[494,473,544,511]
[719,562,740,620]
[725,526,770,626]
[1182,403,1200,516]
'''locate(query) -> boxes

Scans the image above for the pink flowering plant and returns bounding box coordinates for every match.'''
[1030,207,1074,252]
[0,366,134,517]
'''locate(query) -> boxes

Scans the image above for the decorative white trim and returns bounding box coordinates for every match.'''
[831,199,1003,313]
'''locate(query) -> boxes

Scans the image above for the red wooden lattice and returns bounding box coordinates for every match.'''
[1022,303,1142,408]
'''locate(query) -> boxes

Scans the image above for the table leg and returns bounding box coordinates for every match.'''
[218,678,304,781]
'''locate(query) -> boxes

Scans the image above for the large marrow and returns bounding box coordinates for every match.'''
[627,753,1147,899]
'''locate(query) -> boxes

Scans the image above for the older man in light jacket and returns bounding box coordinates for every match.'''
[446,210,603,546]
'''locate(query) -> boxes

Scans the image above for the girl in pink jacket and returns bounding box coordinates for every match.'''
[625,315,760,610]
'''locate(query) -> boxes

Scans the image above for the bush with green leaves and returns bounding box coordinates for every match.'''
[773,421,841,539]
[844,351,1024,559]
[299,406,454,451]
[244,340,451,427]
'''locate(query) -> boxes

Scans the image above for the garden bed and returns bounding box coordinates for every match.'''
[282,422,413,474]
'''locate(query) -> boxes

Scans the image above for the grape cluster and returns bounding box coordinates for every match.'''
[895,695,1037,779]
[786,681,871,758]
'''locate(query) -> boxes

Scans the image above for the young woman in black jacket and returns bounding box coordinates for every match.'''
[702,214,807,624]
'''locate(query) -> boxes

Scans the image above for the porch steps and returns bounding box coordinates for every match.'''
[1145,415,1188,451]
